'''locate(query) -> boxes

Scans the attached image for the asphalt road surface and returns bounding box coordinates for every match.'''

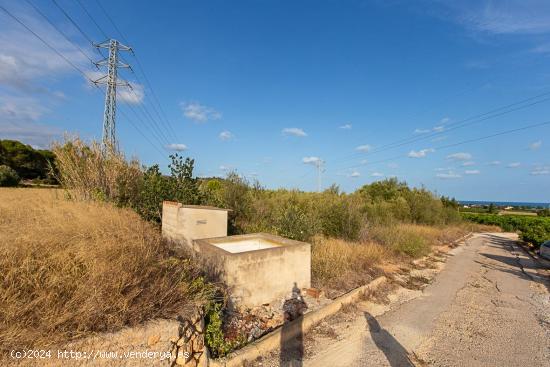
[304,233,550,367]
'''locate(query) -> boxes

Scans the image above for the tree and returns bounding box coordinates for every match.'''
[0,165,20,187]
[168,154,201,205]
[0,140,57,182]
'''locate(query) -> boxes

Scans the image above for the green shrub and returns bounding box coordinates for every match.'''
[271,193,316,242]
[204,302,245,358]
[462,213,550,247]
[0,165,20,187]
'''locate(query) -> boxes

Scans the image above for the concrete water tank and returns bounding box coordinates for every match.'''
[194,233,311,308]
[161,201,230,249]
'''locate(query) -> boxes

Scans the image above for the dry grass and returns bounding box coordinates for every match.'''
[0,188,215,352]
[312,222,492,297]
[311,236,387,297]
[52,137,142,203]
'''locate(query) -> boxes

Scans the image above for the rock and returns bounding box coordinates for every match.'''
[177,337,186,346]
[147,334,160,346]
[175,356,186,365]
[170,336,178,343]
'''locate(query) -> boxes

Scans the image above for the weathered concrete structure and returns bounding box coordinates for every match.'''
[161,201,311,308]
[162,201,230,249]
[195,233,311,308]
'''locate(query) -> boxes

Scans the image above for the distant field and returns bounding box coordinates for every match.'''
[498,210,537,216]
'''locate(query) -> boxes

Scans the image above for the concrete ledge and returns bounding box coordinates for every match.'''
[209,276,387,367]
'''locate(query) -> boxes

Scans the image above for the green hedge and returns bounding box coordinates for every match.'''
[462,213,550,247]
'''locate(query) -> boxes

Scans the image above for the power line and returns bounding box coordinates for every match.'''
[118,108,169,157]
[93,0,181,140]
[46,0,171,150]
[0,4,92,82]
[50,0,94,45]
[335,119,550,171]
[0,4,168,157]
[74,0,109,40]
[23,0,96,67]
[329,91,550,169]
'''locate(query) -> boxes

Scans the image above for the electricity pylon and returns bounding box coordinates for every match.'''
[315,159,325,192]
[93,39,132,150]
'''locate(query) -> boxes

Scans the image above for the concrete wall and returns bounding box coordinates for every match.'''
[162,201,229,249]
[195,233,311,308]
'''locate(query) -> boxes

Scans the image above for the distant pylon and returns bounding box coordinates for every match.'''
[315,159,325,192]
[93,39,132,150]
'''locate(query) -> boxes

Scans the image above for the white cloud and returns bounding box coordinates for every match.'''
[414,128,430,134]
[432,125,445,132]
[339,123,352,130]
[166,143,188,151]
[219,165,231,171]
[431,135,448,142]
[0,11,91,91]
[0,120,61,148]
[488,160,501,166]
[447,152,472,161]
[465,170,480,175]
[117,83,144,104]
[445,1,550,35]
[440,117,450,124]
[355,144,372,152]
[529,140,542,150]
[219,130,234,141]
[387,162,399,169]
[435,167,453,171]
[507,162,521,168]
[436,171,462,179]
[371,172,384,177]
[531,166,550,175]
[349,171,360,178]
[462,161,475,167]
[532,43,550,54]
[181,101,221,123]
[408,148,435,158]
[282,127,307,137]
[360,159,368,165]
[302,156,322,165]
[0,96,61,147]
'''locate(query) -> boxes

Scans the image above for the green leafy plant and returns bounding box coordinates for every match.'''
[0,165,20,187]
[204,302,245,358]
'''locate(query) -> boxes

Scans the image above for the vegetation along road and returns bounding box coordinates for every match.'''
[301,233,550,367]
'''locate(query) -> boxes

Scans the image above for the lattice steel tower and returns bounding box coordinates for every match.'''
[93,39,132,150]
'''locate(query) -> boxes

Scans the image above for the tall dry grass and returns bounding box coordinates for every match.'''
[0,188,216,351]
[311,237,387,298]
[52,137,142,204]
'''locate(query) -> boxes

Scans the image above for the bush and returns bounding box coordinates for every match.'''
[52,137,142,205]
[0,165,20,187]
[462,213,550,247]
[367,224,433,258]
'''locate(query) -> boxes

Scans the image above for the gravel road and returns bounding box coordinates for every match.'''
[301,233,550,367]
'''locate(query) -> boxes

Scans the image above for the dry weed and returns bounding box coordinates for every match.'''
[0,188,215,351]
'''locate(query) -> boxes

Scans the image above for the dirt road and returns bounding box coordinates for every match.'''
[300,233,550,367]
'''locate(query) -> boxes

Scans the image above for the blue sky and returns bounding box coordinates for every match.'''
[1,0,549,202]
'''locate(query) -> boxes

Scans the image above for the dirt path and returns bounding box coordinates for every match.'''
[265,233,550,367]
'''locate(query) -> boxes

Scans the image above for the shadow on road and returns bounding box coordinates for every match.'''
[364,312,414,367]
[478,234,549,292]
